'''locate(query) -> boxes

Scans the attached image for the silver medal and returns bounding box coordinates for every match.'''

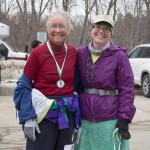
[47,41,67,89]
[56,79,65,88]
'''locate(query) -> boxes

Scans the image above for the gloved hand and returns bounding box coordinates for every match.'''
[116,120,131,140]
[24,119,41,141]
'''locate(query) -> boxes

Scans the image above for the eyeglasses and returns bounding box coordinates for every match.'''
[93,25,111,33]
[49,25,67,30]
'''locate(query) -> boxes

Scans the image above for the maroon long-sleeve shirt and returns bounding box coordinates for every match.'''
[24,40,76,96]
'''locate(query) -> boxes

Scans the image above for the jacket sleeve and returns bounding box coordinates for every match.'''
[74,49,84,94]
[74,64,84,94]
[13,75,36,124]
[117,52,136,123]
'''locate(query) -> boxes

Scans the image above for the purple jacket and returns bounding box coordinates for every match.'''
[77,44,136,123]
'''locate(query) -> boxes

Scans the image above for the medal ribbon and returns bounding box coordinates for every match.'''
[47,41,67,79]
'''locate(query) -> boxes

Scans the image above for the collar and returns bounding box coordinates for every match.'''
[88,41,110,55]
[49,39,65,52]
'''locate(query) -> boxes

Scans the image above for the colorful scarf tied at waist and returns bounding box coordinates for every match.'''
[45,94,80,129]
[31,88,80,130]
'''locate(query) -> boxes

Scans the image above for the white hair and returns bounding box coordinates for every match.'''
[46,9,72,31]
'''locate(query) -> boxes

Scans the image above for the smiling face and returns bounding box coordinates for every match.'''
[91,22,112,49]
[47,14,69,46]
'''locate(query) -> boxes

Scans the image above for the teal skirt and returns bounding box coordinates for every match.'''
[74,120,129,150]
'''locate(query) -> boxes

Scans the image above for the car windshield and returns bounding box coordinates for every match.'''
[4,41,19,52]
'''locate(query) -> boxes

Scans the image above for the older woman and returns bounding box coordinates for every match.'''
[14,9,80,150]
[75,14,136,150]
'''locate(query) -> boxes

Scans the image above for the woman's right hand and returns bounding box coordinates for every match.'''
[24,119,41,141]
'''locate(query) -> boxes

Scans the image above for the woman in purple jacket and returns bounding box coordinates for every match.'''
[75,14,136,150]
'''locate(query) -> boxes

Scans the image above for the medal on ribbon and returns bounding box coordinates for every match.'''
[47,41,67,88]
[56,79,65,88]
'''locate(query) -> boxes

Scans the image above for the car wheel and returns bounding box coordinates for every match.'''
[142,74,150,98]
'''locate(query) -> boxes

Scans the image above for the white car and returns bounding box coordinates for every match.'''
[0,39,28,60]
[128,44,150,97]
[0,23,28,61]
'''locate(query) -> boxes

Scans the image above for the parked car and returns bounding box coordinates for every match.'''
[128,44,150,98]
[0,23,28,61]
[0,40,28,60]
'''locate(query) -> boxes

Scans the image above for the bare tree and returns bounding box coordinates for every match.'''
[62,0,69,11]
[143,0,150,15]
[0,0,14,22]
[79,0,96,46]
[12,0,54,50]
[1,0,150,51]
[142,0,150,42]
[107,0,117,14]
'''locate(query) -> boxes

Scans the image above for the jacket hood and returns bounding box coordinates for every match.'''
[77,44,127,55]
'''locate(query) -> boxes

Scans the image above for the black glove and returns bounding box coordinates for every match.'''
[116,120,131,140]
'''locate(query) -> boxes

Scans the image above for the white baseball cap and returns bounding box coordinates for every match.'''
[92,14,114,28]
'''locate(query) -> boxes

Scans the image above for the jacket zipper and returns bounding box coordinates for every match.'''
[91,62,95,122]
